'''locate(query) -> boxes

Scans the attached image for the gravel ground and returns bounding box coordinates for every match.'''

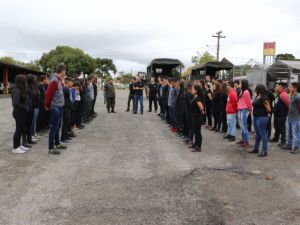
[0,90,300,225]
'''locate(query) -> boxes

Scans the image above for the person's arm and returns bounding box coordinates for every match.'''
[232,93,238,113]
[197,101,205,114]
[280,92,290,110]
[45,81,58,110]
[245,91,253,112]
[207,92,213,100]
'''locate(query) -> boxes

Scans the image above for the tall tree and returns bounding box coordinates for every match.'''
[191,51,216,65]
[94,58,117,80]
[39,46,96,75]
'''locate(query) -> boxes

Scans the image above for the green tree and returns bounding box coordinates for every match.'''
[94,58,117,80]
[276,53,296,60]
[39,46,96,75]
[191,51,216,65]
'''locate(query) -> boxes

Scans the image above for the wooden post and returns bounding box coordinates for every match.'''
[3,67,8,94]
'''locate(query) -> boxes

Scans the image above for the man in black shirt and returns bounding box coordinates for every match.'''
[147,77,158,113]
[126,77,136,112]
[133,77,144,114]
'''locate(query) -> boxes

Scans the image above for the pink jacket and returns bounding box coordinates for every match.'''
[238,90,253,112]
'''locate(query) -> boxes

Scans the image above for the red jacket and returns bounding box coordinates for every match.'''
[226,89,238,114]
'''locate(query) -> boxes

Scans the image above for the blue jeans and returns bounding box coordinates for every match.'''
[287,119,300,149]
[227,114,236,137]
[31,108,39,136]
[253,116,269,153]
[169,106,177,128]
[49,107,63,149]
[239,109,249,142]
[134,95,144,113]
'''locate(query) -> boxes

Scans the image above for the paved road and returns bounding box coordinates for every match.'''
[0,90,300,225]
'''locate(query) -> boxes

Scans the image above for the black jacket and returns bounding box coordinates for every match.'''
[11,88,27,112]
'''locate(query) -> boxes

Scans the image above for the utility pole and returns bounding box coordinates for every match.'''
[212,31,226,61]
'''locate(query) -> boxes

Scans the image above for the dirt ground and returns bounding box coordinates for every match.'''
[0,90,299,225]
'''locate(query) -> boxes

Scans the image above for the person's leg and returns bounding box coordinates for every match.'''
[278,116,287,144]
[194,117,200,147]
[49,108,59,149]
[111,97,116,112]
[140,96,144,113]
[154,96,158,112]
[55,108,63,146]
[26,111,34,142]
[258,117,269,153]
[273,116,280,141]
[106,97,111,112]
[134,95,139,113]
[61,109,68,141]
[149,96,153,112]
[287,119,293,147]
[267,114,272,138]
[247,114,252,132]
[207,109,212,127]
[13,111,24,149]
[295,121,300,149]
[253,116,261,150]
[241,110,249,142]
[226,114,232,136]
[127,94,131,110]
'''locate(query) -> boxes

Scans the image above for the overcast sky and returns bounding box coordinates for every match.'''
[0,0,299,73]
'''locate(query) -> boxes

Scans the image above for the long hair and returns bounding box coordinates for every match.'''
[213,83,222,95]
[255,84,267,96]
[193,84,202,96]
[240,80,249,97]
[26,74,35,90]
[14,75,27,98]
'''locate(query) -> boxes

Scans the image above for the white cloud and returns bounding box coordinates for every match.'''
[0,0,299,72]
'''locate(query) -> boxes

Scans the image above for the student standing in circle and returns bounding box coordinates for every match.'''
[189,84,205,152]
[11,75,29,154]
[250,84,271,157]
[133,77,145,114]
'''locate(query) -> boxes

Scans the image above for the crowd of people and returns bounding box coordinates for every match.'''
[11,64,98,154]
[125,75,300,156]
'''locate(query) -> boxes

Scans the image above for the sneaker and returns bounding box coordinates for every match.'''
[60,140,69,145]
[28,141,37,144]
[32,137,39,142]
[228,136,236,142]
[126,109,129,112]
[111,111,116,113]
[223,135,231,139]
[291,149,300,154]
[56,144,67,150]
[269,138,278,143]
[281,145,292,150]
[48,149,61,154]
[258,152,268,157]
[20,145,29,151]
[249,149,259,154]
[236,140,244,145]
[241,142,251,148]
[12,147,26,154]
[34,134,41,139]
[278,142,286,147]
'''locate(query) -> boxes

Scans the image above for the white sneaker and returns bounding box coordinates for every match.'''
[20,145,29,151]
[34,134,41,139]
[12,147,26,154]
[32,137,39,142]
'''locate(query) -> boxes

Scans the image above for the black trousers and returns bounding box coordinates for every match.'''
[213,110,221,130]
[23,111,34,143]
[61,108,71,141]
[127,94,134,111]
[37,106,46,131]
[13,110,27,149]
[83,100,92,121]
[273,115,287,143]
[91,96,97,114]
[247,114,252,132]
[192,114,202,148]
[149,96,158,112]
[206,107,212,127]
[221,110,227,132]
[106,97,115,111]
